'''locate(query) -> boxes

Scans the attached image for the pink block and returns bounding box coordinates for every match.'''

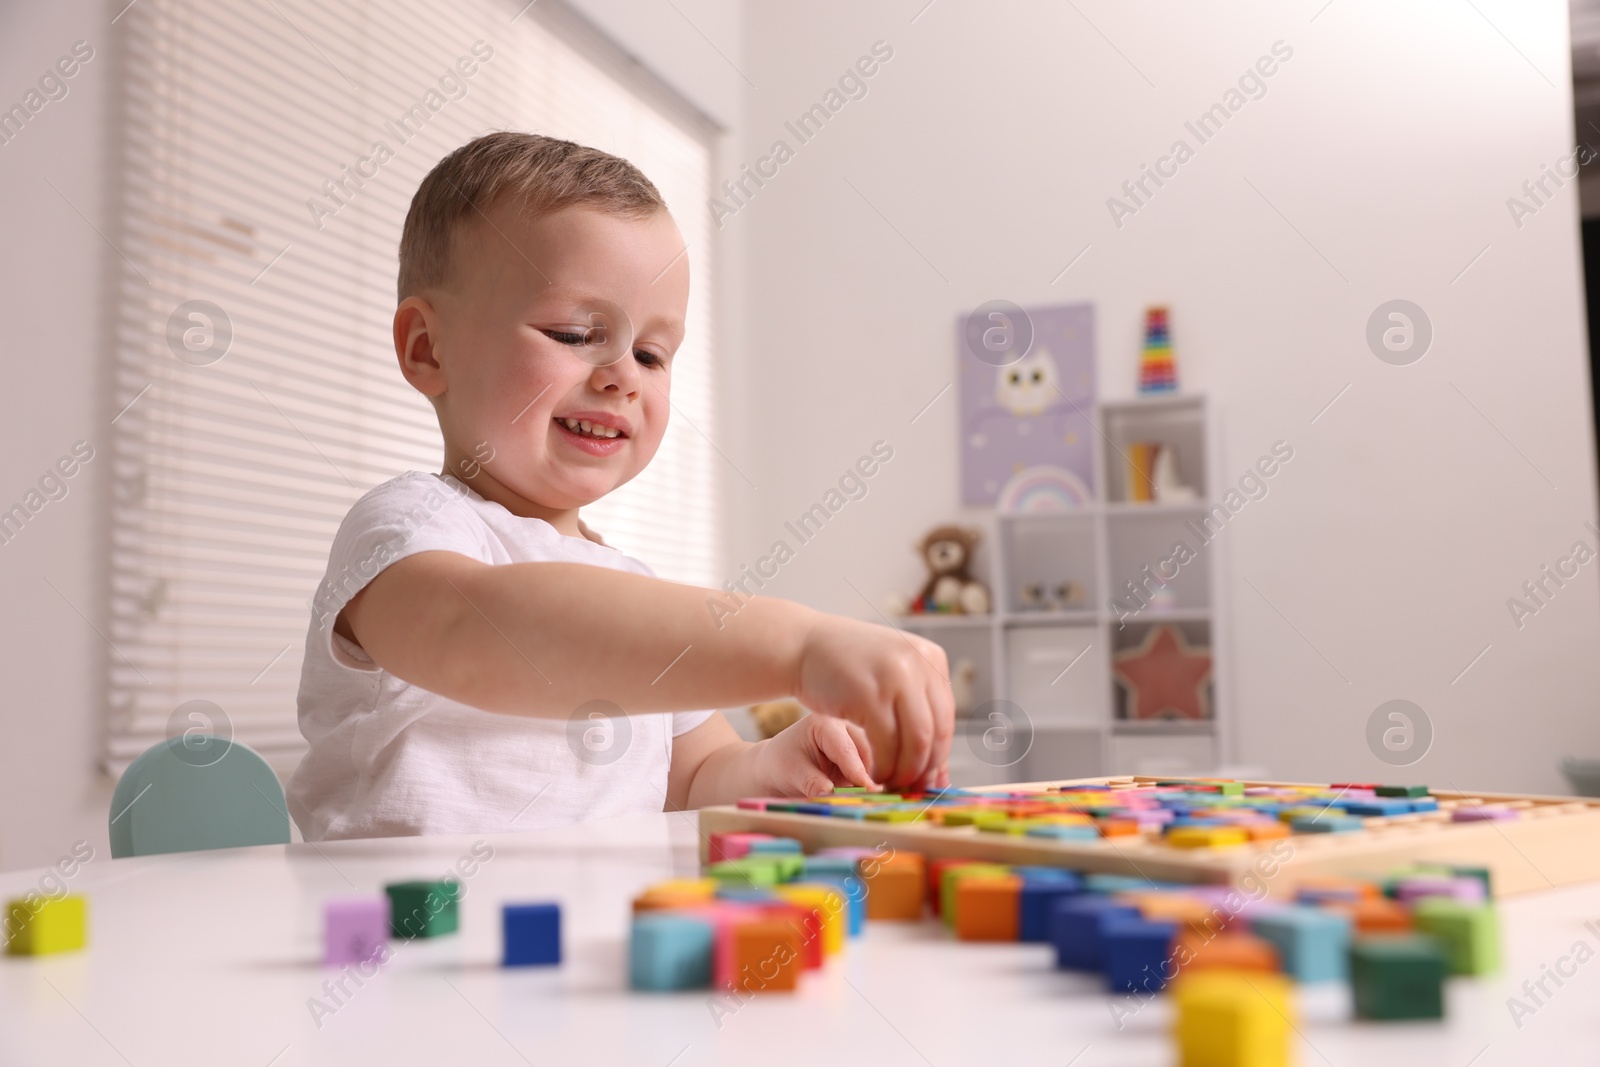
[736,798,790,811]
[709,832,774,863]
[324,896,389,967]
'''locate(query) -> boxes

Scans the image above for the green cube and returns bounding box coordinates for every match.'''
[1375,785,1430,798]
[1350,936,1446,1020]
[1412,898,1499,975]
[386,880,460,939]
[706,858,783,886]
[865,808,920,823]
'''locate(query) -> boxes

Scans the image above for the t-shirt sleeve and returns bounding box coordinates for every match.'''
[310,474,494,672]
[672,710,717,737]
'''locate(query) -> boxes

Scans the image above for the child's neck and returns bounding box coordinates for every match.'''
[439,463,584,539]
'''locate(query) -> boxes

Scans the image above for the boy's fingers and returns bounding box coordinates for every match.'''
[891,690,934,789]
[818,720,875,788]
[928,674,954,772]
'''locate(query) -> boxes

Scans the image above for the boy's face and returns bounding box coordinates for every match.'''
[414,200,689,517]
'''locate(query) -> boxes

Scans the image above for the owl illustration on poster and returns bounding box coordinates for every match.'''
[958,301,1096,508]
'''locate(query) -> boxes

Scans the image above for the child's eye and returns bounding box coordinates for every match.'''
[542,328,587,346]
[635,350,665,369]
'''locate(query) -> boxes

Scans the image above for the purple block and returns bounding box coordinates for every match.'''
[1452,806,1520,822]
[324,896,389,966]
[1395,875,1487,904]
[815,846,879,861]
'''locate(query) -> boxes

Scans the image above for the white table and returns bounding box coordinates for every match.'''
[0,811,1595,1066]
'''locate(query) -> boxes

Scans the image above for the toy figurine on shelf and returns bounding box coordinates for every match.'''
[1018,581,1087,612]
[1137,306,1177,394]
[905,525,991,615]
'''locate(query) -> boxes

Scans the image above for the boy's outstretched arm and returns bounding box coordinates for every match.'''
[339,550,953,787]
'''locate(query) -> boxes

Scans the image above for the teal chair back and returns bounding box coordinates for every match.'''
[109,735,291,858]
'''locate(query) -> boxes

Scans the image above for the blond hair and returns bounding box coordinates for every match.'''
[397,131,666,300]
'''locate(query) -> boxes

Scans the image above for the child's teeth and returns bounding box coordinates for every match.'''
[579,420,592,433]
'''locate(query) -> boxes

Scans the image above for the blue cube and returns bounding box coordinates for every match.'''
[1019,876,1083,943]
[1251,906,1351,982]
[747,837,803,854]
[1024,824,1101,840]
[801,856,861,880]
[629,913,714,990]
[1050,896,1139,971]
[1102,917,1178,993]
[503,903,561,967]
[1290,815,1365,834]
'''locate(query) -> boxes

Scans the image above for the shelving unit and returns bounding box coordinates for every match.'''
[903,395,1227,786]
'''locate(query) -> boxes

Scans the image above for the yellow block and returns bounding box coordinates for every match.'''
[633,878,718,911]
[1173,972,1292,1067]
[1167,826,1249,849]
[5,895,87,956]
[775,885,845,957]
[1277,806,1328,824]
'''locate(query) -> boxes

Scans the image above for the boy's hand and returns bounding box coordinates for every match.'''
[753,715,877,798]
[793,617,954,789]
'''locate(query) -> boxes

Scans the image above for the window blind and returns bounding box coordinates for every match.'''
[107,0,721,773]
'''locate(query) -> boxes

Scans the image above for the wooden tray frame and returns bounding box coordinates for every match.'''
[697,776,1600,899]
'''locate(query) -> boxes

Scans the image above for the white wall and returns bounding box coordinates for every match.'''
[728,0,1600,793]
[0,0,118,872]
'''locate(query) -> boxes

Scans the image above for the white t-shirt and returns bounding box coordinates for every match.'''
[286,471,715,842]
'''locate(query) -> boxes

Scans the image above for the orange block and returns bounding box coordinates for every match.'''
[1242,821,1291,841]
[1123,893,1217,927]
[1327,896,1413,934]
[1177,932,1281,974]
[731,919,804,993]
[1099,818,1142,837]
[863,857,925,921]
[955,875,1021,941]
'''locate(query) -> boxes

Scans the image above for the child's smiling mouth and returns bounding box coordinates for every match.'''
[552,410,631,455]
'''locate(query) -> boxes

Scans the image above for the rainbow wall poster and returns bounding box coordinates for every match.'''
[995,465,1092,513]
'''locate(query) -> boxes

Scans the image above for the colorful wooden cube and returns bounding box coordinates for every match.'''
[1412,898,1499,975]
[774,884,845,957]
[4,895,87,956]
[503,902,561,966]
[1173,971,1293,1067]
[1051,896,1140,971]
[708,831,773,862]
[1375,785,1429,798]
[322,896,388,966]
[385,881,459,939]
[1019,875,1083,943]
[1176,932,1280,975]
[1250,906,1351,982]
[633,878,718,912]
[799,874,865,936]
[706,857,784,887]
[630,912,715,990]
[862,854,924,921]
[940,863,1010,927]
[1103,917,1178,993]
[1326,896,1413,934]
[746,837,803,855]
[955,875,1022,941]
[730,919,803,993]
[1350,935,1446,1020]
[1167,826,1248,849]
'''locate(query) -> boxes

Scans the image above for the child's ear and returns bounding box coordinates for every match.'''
[394,296,446,398]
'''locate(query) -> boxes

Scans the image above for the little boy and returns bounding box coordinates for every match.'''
[287,132,953,841]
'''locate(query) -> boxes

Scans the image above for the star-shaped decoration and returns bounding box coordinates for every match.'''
[1112,625,1212,721]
